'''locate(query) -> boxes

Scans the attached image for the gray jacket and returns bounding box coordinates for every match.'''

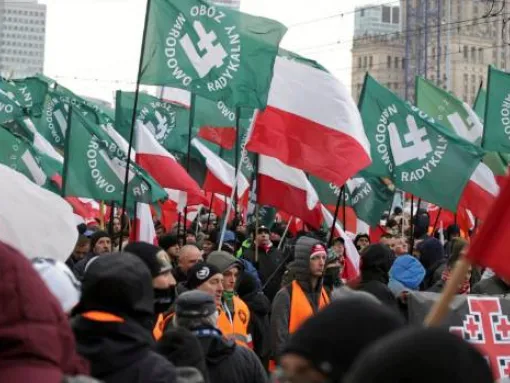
[270,236,326,359]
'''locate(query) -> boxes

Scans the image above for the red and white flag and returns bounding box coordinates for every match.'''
[321,204,361,281]
[258,155,323,229]
[246,55,371,186]
[459,162,499,221]
[131,202,157,244]
[135,121,206,206]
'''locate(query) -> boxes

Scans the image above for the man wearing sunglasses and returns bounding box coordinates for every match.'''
[270,237,330,365]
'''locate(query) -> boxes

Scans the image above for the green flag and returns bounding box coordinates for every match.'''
[310,175,394,227]
[483,66,510,153]
[115,90,190,154]
[416,76,508,178]
[473,86,487,121]
[0,80,23,124]
[0,126,62,193]
[359,74,485,211]
[11,77,49,117]
[63,107,167,204]
[140,0,287,108]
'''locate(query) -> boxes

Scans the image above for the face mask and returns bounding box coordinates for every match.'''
[323,266,341,287]
[153,286,176,315]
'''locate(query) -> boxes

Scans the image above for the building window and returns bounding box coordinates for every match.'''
[478,48,483,64]
[464,46,469,60]
[369,56,373,68]
[471,47,476,62]
[402,57,405,69]
[382,6,391,23]
[363,56,367,68]
[358,57,362,68]
[392,7,399,24]
[394,57,399,68]
[471,74,476,86]
[387,55,391,68]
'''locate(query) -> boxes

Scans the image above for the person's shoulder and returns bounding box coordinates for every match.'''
[140,350,178,381]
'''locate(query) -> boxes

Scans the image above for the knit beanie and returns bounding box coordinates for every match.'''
[124,242,172,278]
[89,230,109,250]
[282,298,405,382]
[345,327,493,383]
[207,251,243,274]
[186,262,222,290]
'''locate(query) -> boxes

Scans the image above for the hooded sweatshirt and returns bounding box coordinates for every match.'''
[270,236,326,359]
[388,255,426,296]
[0,241,89,383]
[72,253,177,383]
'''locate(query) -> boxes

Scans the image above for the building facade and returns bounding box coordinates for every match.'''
[210,0,240,9]
[351,0,510,104]
[354,4,401,37]
[0,0,46,79]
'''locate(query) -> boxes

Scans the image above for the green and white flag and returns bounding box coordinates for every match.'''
[0,80,23,124]
[11,77,49,117]
[415,76,508,179]
[0,126,62,193]
[473,86,487,121]
[140,0,287,108]
[115,90,190,155]
[63,107,167,204]
[310,175,394,227]
[483,66,510,153]
[359,74,485,211]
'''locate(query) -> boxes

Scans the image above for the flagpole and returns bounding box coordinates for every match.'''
[184,93,197,231]
[108,201,115,237]
[61,106,74,198]
[481,66,491,149]
[342,185,347,231]
[205,193,214,231]
[119,0,152,250]
[177,212,182,243]
[431,207,442,234]
[410,195,415,250]
[234,106,241,218]
[277,216,293,250]
[99,201,105,230]
[328,186,344,248]
[218,110,259,249]
[132,201,138,242]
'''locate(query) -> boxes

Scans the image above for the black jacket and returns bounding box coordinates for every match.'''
[72,253,96,280]
[472,276,510,296]
[242,244,288,302]
[194,328,267,383]
[241,291,271,370]
[73,318,176,383]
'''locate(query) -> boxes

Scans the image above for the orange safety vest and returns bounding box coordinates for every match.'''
[288,280,330,334]
[82,311,125,323]
[217,295,253,348]
[153,312,174,341]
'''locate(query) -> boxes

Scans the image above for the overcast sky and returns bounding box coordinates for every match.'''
[39,0,388,102]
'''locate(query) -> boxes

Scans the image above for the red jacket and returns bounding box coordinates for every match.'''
[0,241,89,382]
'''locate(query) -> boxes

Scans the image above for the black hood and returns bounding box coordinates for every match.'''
[73,252,154,326]
[72,317,155,378]
[361,244,393,284]
[197,332,236,365]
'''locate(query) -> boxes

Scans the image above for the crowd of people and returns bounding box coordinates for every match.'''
[1,206,508,383]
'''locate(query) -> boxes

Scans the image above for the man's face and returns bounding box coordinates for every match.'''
[94,237,111,255]
[155,226,166,238]
[186,233,197,244]
[167,244,180,259]
[236,224,247,235]
[332,242,345,257]
[112,218,121,234]
[202,239,214,256]
[73,242,90,260]
[309,252,326,278]
[394,237,409,256]
[279,354,328,383]
[178,246,203,273]
[380,236,395,250]
[197,273,224,306]
[357,236,370,250]
[153,271,176,289]
[223,266,240,292]
[255,230,270,246]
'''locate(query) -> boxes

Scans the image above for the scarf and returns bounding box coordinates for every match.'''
[441,267,470,295]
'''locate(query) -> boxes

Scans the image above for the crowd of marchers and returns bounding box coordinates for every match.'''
[1,206,509,383]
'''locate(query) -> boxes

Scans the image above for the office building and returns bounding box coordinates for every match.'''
[354,4,401,37]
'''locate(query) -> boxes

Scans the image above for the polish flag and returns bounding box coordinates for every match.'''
[135,121,206,206]
[246,55,371,186]
[321,205,361,281]
[191,138,250,199]
[258,155,323,229]
[131,202,157,244]
[459,162,500,221]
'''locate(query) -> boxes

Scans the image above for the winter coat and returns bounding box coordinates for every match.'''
[270,236,327,359]
[194,328,267,383]
[241,291,271,370]
[242,243,288,302]
[72,253,176,383]
[356,244,398,311]
[73,253,97,281]
[417,238,446,290]
[0,241,90,382]
[388,255,425,296]
[472,276,510,296]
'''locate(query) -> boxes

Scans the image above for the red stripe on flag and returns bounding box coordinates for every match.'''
[197,127,236,150]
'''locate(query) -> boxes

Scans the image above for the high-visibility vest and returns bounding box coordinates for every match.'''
[288,280,330,334]
[217,295,253,348]
[153,311,174,341]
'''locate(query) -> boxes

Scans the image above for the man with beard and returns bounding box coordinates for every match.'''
[73,231,112,280]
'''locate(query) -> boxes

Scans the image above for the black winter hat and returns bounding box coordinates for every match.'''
[282,297,405,382]
[74,252,154,324]
[175,290,216,319]
[157,327,209,382]
[89,230,109,249]
[236,271,258,298]
[159,234,179,251]
[124,242,172,278]
[186,262,222,290]
[345,327,493,383]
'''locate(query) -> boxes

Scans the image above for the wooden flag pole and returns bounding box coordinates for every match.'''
[328,186,344,248]
[120,0,152,251]
[431,207,443,233]
[205,193,214,231]
[108,201,115,237]
[233,106,241,218]
[277,216,293,250]
[424,257,471,326]
[183,93,197,233]
[99,201,105,230]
